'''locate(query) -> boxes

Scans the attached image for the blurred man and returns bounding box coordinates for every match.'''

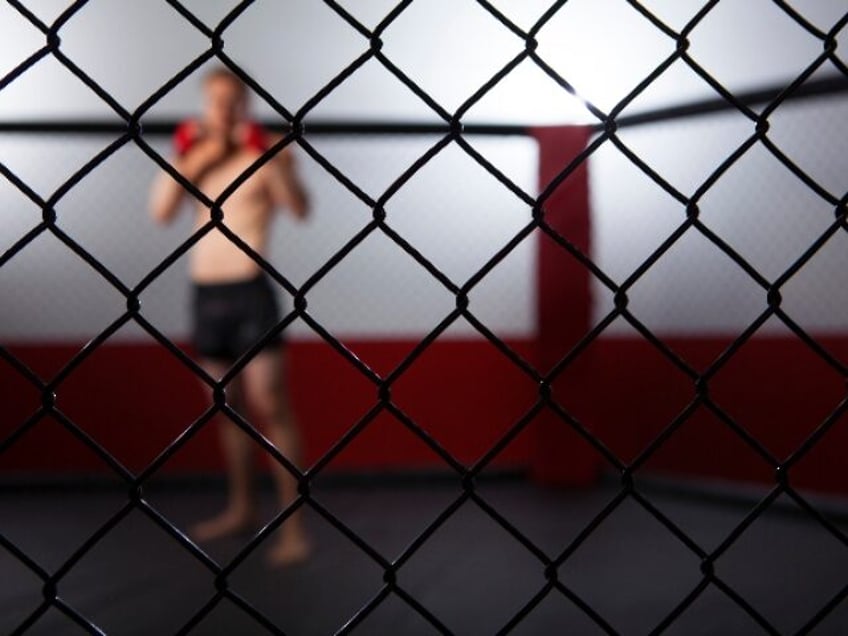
[149,66,310,566]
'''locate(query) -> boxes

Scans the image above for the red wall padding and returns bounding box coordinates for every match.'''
[4,336,846,494]
[0,340,537,477]
[556,335,848,495]
[531,125,600,486]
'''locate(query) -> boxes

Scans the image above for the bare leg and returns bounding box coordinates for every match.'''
[191,359,260,541]
[242,347,310,565]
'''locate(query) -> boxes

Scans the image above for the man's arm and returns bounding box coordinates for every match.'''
[149,137,230,225]
[263,145,309,219]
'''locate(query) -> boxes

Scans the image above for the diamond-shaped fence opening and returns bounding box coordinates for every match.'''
[1,1,848,633]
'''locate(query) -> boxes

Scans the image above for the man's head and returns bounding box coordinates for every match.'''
[202,67,248,137]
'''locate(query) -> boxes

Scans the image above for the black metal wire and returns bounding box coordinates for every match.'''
[2,75,846,138]
[1,0,847,633]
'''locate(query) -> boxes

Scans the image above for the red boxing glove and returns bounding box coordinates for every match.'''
[173,119,200,157]
[241,120,268,153]
[172,119,267,156]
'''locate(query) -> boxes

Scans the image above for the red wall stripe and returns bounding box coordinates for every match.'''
[0,340,537,476]
[2,336,846,495]
[531,125,599,486]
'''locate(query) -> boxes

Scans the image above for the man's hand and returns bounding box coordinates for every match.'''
[179,133,233,183]
[150,124,235,225]
[277,149,310,220]
[262,140,309,219]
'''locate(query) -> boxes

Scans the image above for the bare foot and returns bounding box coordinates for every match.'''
[266,534,311,567]
[190,509,258,542]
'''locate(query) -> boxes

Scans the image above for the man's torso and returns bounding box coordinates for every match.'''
[190,150,274,284]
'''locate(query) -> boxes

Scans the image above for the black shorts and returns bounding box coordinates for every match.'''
[192,275,283,361]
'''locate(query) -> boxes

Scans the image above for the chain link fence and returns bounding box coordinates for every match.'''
[2,0,848,633]
[0,132,538,343]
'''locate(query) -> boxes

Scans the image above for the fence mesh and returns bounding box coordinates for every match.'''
[0,133,539,343]
[1,0,848,634]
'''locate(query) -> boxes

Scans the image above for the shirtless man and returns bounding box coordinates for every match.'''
[149,67,310,565]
